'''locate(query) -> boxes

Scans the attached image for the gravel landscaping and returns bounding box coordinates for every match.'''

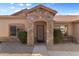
[0,42,33,54]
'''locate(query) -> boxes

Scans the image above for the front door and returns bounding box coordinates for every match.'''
[36,25,44,43]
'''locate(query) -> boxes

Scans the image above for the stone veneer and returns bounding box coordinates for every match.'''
[26,8,54,49]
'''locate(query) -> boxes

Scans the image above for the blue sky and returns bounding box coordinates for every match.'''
[0,3,79,15]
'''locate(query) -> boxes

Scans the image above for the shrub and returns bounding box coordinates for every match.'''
[54,29,63,44]
[18,31,27,44]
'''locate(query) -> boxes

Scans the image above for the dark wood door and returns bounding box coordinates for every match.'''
[36,25,44,42]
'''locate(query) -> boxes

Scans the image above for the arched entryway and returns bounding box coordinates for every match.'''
[34,21,47,44]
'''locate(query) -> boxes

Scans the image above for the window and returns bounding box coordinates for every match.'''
[60,25,67,35]
[10,26,16,36]
[54,24,68,35]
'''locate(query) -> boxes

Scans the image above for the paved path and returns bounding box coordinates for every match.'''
[32,44,48,56]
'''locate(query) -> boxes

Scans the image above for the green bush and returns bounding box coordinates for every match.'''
[54,29,63,44]
[18,31,27,44]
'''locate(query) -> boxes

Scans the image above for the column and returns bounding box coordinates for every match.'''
[46,21,54,50]
[27,23,34,46]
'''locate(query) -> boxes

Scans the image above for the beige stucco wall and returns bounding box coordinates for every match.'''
[73,23,79,43]
[0,19,27,38]
[67,23,73,36]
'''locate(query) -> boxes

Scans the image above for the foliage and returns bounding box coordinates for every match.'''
[18,31,27,44]
[54,29,63,44]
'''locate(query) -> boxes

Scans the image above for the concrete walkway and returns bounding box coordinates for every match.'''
[32,44,48,56]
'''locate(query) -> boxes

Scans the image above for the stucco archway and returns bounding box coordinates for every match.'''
[34,21,47,44]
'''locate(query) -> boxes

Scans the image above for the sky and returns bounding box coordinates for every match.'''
[0,3,79,15]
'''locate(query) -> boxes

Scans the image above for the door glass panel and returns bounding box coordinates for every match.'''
[37,25,44,42]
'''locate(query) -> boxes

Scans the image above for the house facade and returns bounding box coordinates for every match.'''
[0,5,79,49]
